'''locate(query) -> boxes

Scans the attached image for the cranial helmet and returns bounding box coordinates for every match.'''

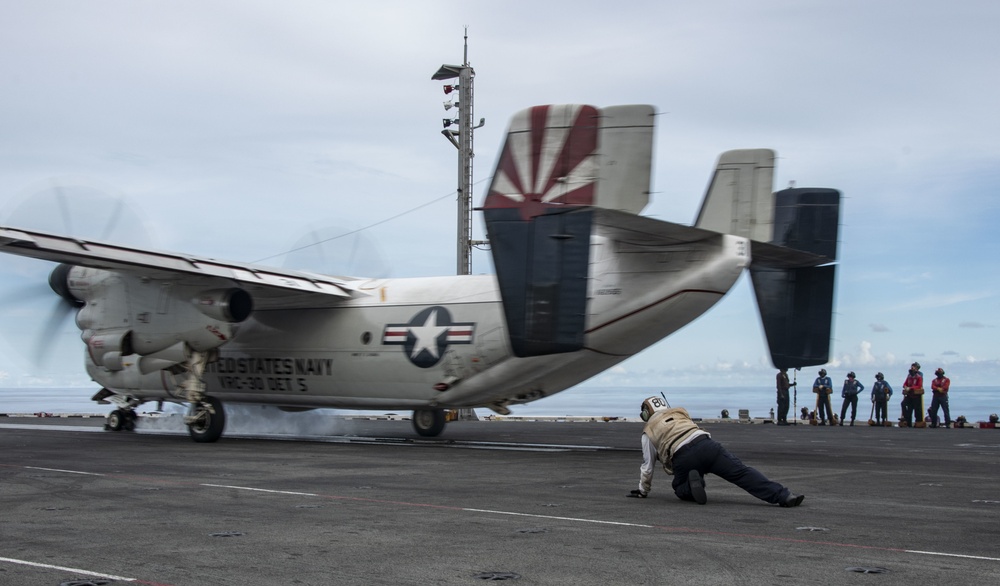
[935,367,945,376]
[640,396,670,422]
[876,372,884,380]
[819,369,827,376]
[911,362,921,371]
[848,371,856,378]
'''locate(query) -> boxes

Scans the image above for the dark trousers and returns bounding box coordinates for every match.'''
[840,395,859,422]
[929,393,951,426]
[903,395,923,425]
[670,437,789,505]
[874,400,888,423]
[816,394,834,424]
[777,394,789,423]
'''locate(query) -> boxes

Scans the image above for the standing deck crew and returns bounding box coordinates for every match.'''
[813,369,834,425]
[840,372,864,426]
[871,372,893,425]
[929,368,951,428]
[901,362,924,427]
[776,369,795,425]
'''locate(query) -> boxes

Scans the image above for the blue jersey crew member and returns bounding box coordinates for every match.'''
[813,369,835,425]
[871,373,893,425]
[840,372,865,426]
[627,396,804,507]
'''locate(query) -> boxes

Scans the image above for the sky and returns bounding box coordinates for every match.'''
[1,0,998,392]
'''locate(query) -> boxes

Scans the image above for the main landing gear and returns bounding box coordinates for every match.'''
[412,408,446,437]
[177,349,226,443]
[186,396,225,443]
[93,388,139,433]
[105,408,137,432]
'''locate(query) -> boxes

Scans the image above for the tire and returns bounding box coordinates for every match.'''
[412,408,446,437]
[106,409,124,431]
[187,396,226,443]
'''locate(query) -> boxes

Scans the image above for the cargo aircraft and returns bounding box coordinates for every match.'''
[0,104,840,442]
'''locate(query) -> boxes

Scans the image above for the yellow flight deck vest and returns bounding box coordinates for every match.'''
[643,407,704,474]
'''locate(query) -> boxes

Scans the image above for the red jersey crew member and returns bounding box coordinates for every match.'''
[627,396,804,507]
[929,368,951,428]
[901,362,924,427]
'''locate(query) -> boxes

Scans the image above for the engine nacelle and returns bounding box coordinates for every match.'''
[131,322,236,356]
[86,328,133,372]
[192,288,253,323]
[61,267,251,373]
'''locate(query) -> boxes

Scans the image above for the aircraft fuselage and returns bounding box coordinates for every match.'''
[85,230,750,413]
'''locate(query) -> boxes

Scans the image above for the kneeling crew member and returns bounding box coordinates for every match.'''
[627,396,804,507]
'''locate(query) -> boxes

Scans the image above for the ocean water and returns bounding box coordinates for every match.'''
[2,385,998,422]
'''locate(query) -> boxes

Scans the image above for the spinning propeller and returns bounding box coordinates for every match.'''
[281,224,391,279]
[0,179,153,372]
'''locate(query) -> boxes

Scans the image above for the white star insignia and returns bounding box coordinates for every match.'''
[408,309,449,360]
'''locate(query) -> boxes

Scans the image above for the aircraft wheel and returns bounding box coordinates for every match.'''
[187,396,226,443]
[412,408,446,437]
[105,409,124,431]
[122,410,137,431]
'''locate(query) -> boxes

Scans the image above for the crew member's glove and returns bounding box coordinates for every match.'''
[627,489,647,498]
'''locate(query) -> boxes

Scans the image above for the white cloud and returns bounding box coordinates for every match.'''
[892,292,995,311]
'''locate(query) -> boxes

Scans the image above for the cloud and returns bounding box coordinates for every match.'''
[869,323,890,333]
[893,291,995,311]
[959,321,992,328]
[858,341,876,365]
[942,350,959,356]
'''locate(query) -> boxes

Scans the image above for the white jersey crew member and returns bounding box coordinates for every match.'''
[628,396,804,507]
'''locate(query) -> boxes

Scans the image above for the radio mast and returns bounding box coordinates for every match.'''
[432,28,485,275]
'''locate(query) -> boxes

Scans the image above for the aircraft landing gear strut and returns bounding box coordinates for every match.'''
[177,349,226,443]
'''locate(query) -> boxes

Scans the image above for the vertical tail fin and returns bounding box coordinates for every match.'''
[482,104,654,356]
[693,149,841,368]
[749,188,841,368]
[694,149,776,242]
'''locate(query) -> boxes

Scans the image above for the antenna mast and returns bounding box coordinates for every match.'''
[432,27,485,275]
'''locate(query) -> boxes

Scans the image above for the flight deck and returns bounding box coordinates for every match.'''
[2,417,998,585]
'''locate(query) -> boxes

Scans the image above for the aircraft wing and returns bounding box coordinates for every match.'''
[0,226,365,309]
